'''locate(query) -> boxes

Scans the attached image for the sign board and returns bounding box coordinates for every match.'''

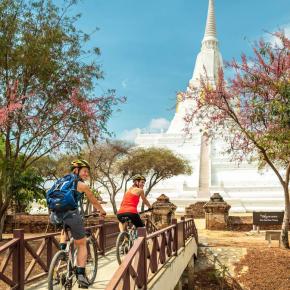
[253,211,284,225]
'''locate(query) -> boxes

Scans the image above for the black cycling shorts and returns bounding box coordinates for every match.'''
[117,212,144,228]
[51,209,86,240]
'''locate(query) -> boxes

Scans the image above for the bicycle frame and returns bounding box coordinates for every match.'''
[122,208,153,239]
[59,231,78,287]
[48,212,99,289]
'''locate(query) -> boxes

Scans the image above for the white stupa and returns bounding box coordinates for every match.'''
[135,0,284,212]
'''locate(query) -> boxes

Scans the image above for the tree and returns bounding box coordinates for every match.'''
[54,143,191,214]
[183,32,290,248]
[33,154,77,181]
[0,0,123,239]
[10,166,45,213]
[82,140,133,214]
[118,147,192,210]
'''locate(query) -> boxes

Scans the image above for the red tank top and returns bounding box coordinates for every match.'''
[118,191,140,214]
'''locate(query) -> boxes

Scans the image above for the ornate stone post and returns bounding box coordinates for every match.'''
[152,194,177,229]
[203,193,231,230]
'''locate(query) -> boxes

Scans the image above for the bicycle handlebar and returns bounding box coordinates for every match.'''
[83,208,153,218]
[139,208,153,215]
[84,212,100,218]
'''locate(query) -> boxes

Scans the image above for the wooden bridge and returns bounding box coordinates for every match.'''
[0,217,198,290]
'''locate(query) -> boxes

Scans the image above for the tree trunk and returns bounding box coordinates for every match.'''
[110,195,118,215]
[0,208,7,241]
[281,185,290,249]
[0,196,11,240]
[141,188,153,212]
[84,200,92,215]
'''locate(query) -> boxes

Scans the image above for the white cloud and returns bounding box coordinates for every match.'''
[119,117,170,142]
[149,118,170,131]
[266,23,290,47]
[120,128,141,142]
[121,79,128,88]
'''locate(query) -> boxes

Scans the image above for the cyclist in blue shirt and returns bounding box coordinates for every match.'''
[52,159,106,288]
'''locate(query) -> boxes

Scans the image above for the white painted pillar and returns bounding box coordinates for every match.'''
[198,134,211,198]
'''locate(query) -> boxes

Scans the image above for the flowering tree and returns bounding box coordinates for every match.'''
[184,33,290,248]
[0,0,123,238]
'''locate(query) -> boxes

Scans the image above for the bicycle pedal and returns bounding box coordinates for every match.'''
[78,285,88,289]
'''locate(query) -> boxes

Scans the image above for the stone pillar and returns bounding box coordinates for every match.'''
[203,193,231,230]
[152,194,177,229]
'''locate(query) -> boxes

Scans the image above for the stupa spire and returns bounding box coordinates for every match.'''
[203,0,217,42]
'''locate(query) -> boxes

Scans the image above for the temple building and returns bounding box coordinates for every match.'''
[135,0,284,212]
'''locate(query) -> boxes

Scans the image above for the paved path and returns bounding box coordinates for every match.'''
[26,249,119,290]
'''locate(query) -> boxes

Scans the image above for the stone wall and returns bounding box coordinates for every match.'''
[4,214,52,233]
[4,214,115,233]
[184,202,207,219]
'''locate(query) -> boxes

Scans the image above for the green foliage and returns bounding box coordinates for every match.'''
[0,135,4,153]
[0,0,122,235]
[11,167,45,213]
[32,154,73,180]
[118,147,192,196]
[91,188,102,198]
[0,0,103,95]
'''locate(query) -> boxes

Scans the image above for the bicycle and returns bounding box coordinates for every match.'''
[48,213,99,290]
[116,209,153,265]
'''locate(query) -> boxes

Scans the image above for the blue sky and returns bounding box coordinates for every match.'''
[63,0,289,141]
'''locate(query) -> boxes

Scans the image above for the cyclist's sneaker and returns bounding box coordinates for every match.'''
[77,274,90,289]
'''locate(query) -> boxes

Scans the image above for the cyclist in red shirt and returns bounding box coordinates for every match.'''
[117,175,151,231]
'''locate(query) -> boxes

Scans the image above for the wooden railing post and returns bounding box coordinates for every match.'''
[47,236,52,269]
[172,218,178,255]
[181,216,186,241]
[137,227,147,289]
[99,218,105,255]
[13,229,24,290]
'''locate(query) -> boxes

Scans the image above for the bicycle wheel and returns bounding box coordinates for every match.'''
[48,250,72,290]
[85,237,98,284]
[116,231,132,265]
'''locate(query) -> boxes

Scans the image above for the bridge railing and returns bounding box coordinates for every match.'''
[143,215,158,234]
[0,219,119,290]
[0,233,21,289]
[106,217,198,290]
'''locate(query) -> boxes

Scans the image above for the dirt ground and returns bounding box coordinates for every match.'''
[193,219,290,290]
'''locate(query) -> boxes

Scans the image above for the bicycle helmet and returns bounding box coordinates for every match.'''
[132,174,146,182]
[70,159,90,171]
